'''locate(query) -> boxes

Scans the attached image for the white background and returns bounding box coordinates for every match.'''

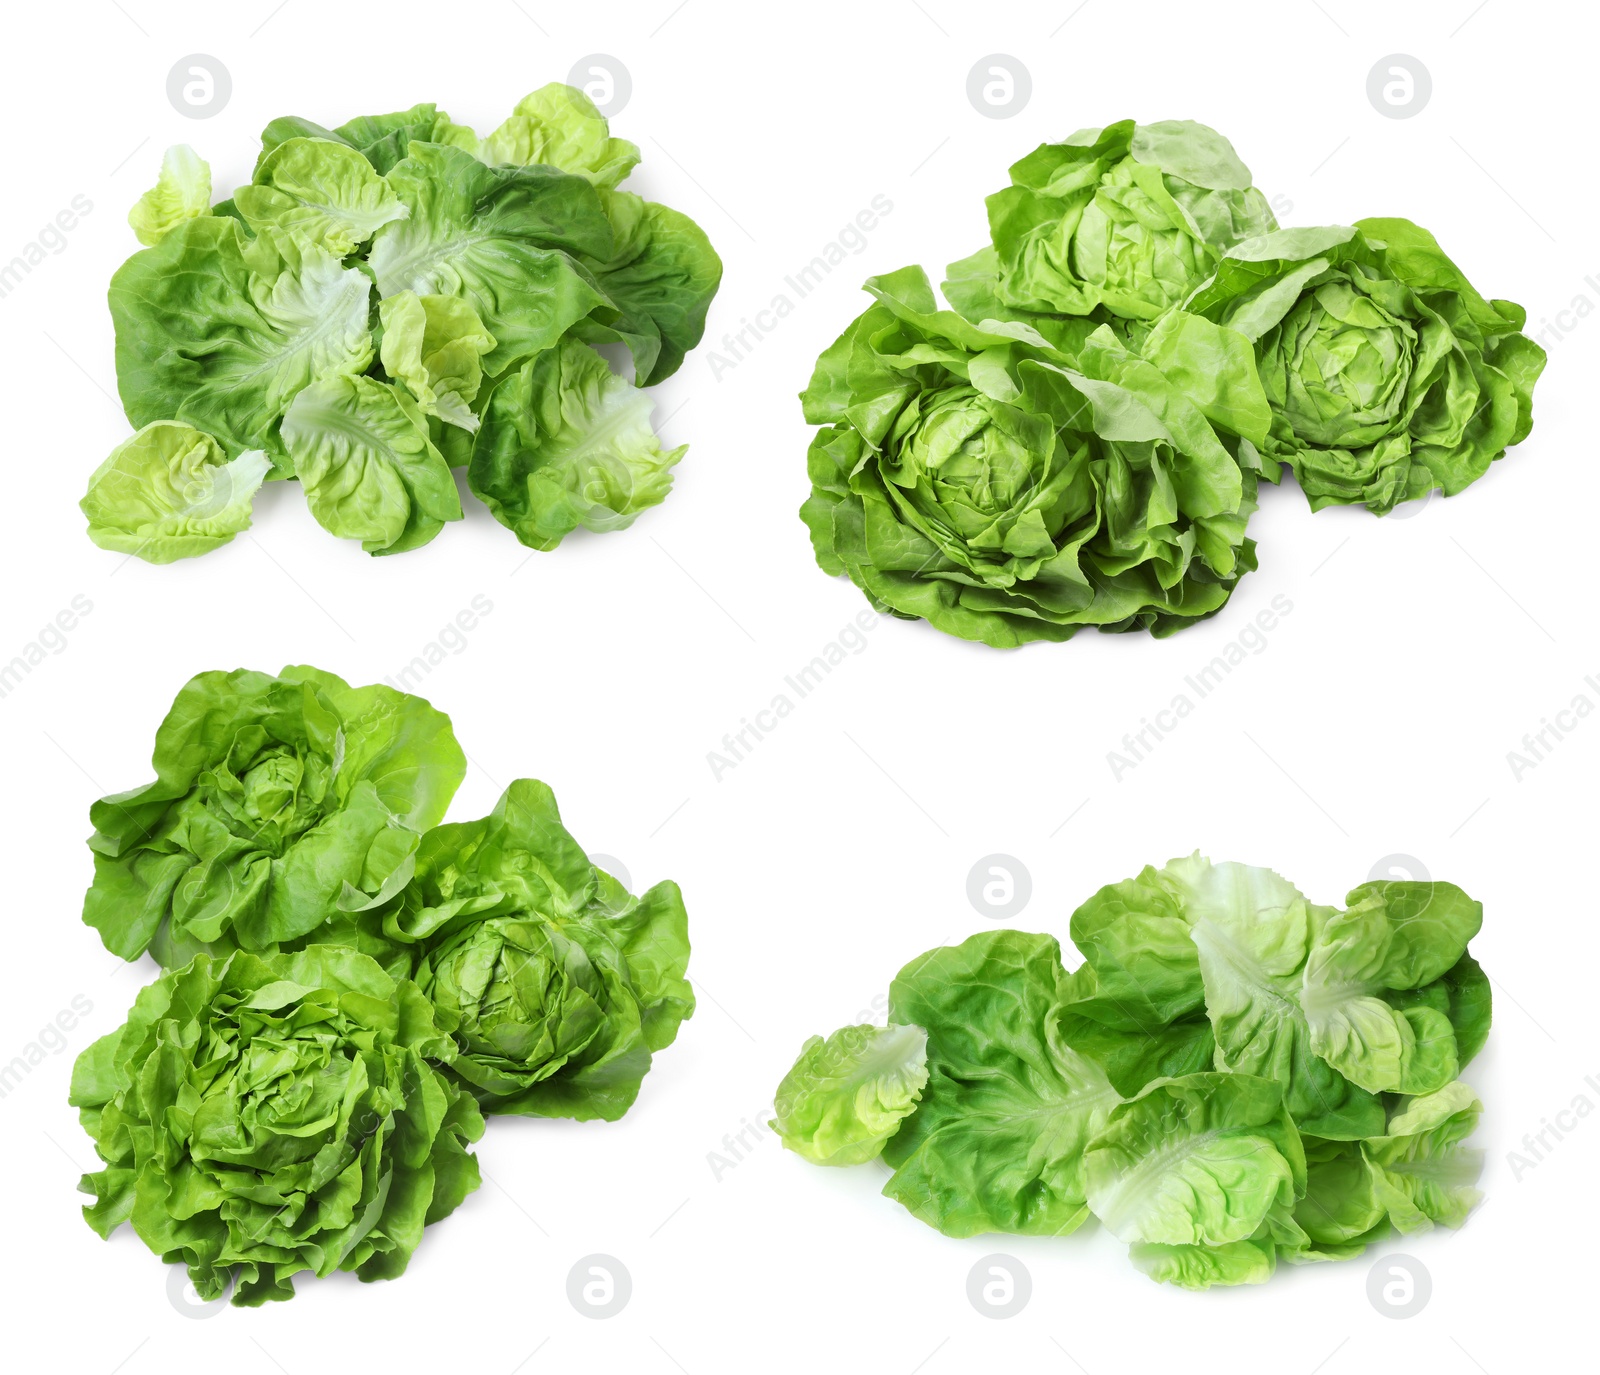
[1,0,1593,1369]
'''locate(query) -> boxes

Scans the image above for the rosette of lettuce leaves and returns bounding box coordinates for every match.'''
[87,83,720,561]
[799,265,1264,647]
[772,856,1491,1289]
[70,945,484,1306]
[944,119,1277,343]
[80,666,465,968]
[319,778,694,1121]
[1145,220,1546,513]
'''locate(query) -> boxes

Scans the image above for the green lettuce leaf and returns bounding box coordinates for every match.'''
[378,291,497,431]
[367,142,613,375]
[449,83,641,189]
[128,145,211,247]
[1299,880,1480,1095]
[881,930,1122,1236]
[258,102,446,176]
[1289,1136,1387,1257]
[469,336,685,550]
[281,374,463,554]
[771,1024,928,1166]
[573,190,723,385]
[81,421,268,563]
[235,136,408,254]
[1084,1071,1306,1288]
[110,217,373,471]
[1363,1082,1485,1232]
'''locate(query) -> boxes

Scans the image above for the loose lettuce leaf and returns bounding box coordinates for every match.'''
[1055,864,1215,1095]
[378,291,497,431]
[1290,1136,1387,1256]
[235,137,408,255]
[258,103,445,176]
[1085,1072,1305,1248]
[281,375,462,555]
[1299,881,1479,1095]
[367,142,613,375]
[469,337,684,550]
[574,190,723,385]
[1172,857,1386,1138]
[1363,1082,1485,1232]
[1084,1071,1306,1289]
[771,1024,928,1166]
[448,83,641,189]
[881,930,1122,1236]
[128,145,211,246]
[1066,864,1207,1030]
[81,421,268,563]
[110,217,373,471]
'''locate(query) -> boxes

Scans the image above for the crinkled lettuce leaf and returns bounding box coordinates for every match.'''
[771,1024,929,1166]
[378,291,496,431]
[573,189,723,385]
[881,930,1122,1236]
[110,217,373,471]
[281,374,462,554]
[367,142,613,376]
[444,83,642,189]
[81,420,268,563]
[128,145,211,247]
[470,336,684,550]
[1085,1071,1306,1288]
[235,136,408,255]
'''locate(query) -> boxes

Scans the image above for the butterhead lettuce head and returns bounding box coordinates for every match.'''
[70,946,484,1306]
[945,119,1277,329]
[81,665,465,968]
[800,265,1261,647]
[1153,219,1546,512]
[347,779,695,1121]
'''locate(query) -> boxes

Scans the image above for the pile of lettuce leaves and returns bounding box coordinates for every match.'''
[81,84,721,563]
[71,665,693,1303]
[801,118,1545,647]
[771,855,1490,1289]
